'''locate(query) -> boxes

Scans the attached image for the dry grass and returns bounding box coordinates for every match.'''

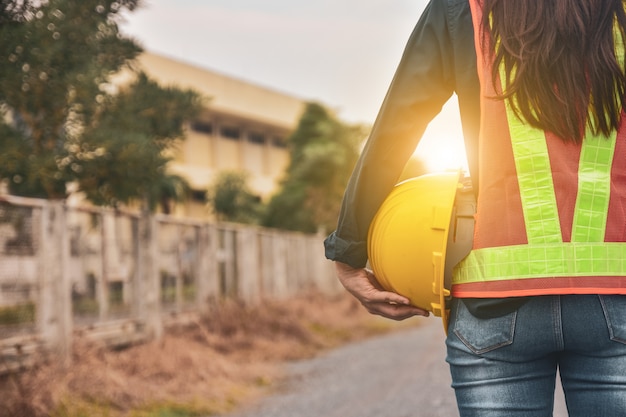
[1,291,413,417]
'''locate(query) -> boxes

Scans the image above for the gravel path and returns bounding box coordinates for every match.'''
[222,317,568,417]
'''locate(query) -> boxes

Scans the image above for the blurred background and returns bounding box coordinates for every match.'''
[120,0,467,172]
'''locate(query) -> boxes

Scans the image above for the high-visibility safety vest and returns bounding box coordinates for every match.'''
[452,1,626,298]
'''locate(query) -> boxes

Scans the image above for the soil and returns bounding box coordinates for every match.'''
[1,291,412,417]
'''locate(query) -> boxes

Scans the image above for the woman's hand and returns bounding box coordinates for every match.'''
[334,261,429,320]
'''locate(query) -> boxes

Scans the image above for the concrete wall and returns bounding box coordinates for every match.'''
[0,195,338,369]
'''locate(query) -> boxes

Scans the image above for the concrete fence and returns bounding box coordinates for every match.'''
[0,196,338,372]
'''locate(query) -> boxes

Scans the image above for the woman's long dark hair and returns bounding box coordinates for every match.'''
[481,0,626,142]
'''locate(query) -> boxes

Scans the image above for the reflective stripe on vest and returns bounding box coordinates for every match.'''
[453,132,620,285]
[453,3,626,288]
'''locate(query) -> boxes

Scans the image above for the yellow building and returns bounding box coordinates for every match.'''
[135,52,307,219]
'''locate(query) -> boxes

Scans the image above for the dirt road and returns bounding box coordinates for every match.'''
[222,317,568,417]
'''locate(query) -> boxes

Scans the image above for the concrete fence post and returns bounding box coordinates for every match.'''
[175,224,184,311]
[195,224,219,313]
[236,226,261,304]
[221,228,236,297]
[271,231,289,298]
[312,231,339,294]
[38,201,73,364]
[98,210,111,320]
[136,211,162,340]
[206,224,220,300]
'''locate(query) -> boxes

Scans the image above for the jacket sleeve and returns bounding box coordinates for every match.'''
[324,0,458,268]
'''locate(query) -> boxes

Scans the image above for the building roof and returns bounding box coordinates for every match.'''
[134,52,306,130]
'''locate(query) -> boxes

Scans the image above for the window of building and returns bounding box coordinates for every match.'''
[190,120,213,135]
[220,126,241,140]
[271,136,287,148]
[248,132,266,145]
[190,189,207,203]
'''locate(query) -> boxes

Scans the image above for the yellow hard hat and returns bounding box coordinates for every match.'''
[367,171,475,331]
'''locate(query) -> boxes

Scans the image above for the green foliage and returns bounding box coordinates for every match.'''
[207,171,264,224]
[0,1,37,23]
[129,402,213,417]
[0,0,203,209]
[263,102,365,233]
[52,397,114,417]
[72,73,201,208]
[147,173,191,215]
[0,302,35,325]
[72,297,99,316]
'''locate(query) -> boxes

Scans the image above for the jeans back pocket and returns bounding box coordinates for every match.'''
[450,299,517,355]
[599,295,626,345]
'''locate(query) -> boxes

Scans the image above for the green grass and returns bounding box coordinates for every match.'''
[52,398,219,417]
[0,302,35,325]
[129,401,218,417]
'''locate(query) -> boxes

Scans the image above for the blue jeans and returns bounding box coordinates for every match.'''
[446,295,626,417]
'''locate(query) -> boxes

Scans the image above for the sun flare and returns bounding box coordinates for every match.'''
[412,97,469,173]
[413,133,468,173]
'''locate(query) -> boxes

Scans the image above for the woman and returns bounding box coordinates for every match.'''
[324,0,626,415]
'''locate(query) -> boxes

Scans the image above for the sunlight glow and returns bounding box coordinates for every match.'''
[413,97,469,174]
[414,135,468,173]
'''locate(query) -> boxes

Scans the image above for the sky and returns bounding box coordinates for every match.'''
[119,0,467,171]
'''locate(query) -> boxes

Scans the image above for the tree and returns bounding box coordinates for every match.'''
[0,0,203,209]
[263,102,366,233]
[70,72,202,208]
[0,0,37,23]
[0,0,141,198]
[147,173,190,215]
[207,171,263,224]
